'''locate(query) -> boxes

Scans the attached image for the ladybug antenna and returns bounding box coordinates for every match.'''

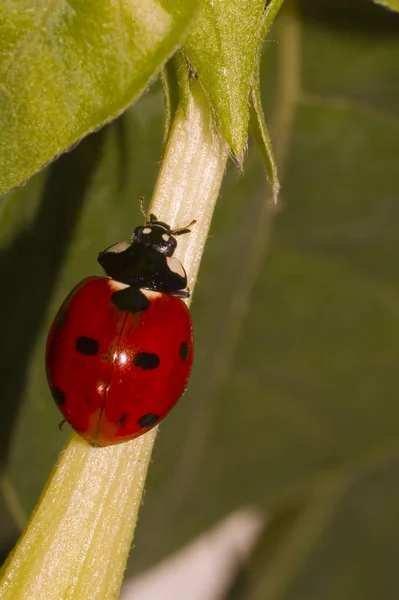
[172,219,197,236]
[140,198,159,224]
[139,196,147,219]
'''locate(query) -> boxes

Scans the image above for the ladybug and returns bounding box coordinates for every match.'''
[46,214,194,447]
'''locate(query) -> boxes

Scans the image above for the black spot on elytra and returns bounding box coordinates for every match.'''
[180,342,189,360]
[111,287,150,313]
[134,352,160,370]
[138,413,159,428]
[52,387,66,406]
[76,336,99,356]
[118,413,129,428]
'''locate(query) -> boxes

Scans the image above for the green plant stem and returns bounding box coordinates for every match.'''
[0,81,228,600]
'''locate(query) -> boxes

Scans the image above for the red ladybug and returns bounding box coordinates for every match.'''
[46,214,194,447]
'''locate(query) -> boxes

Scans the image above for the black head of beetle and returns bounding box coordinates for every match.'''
[132,214,195,257]
[132,217,176,257]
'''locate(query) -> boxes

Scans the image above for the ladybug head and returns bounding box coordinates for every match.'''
[98,214,196,287]
[132,214,196,257]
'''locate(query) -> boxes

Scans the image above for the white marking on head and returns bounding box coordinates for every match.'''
[143,227,151,234]
[166,257,186,278]
[107,241,130,254]
[162,233,170,242]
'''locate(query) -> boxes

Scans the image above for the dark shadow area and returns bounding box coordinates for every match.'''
[223,564,252,600]
[0,128,106,562]
[115,113,130,193]
[0,128,106,470]
[0,492,22,567]
[300,0,399,34]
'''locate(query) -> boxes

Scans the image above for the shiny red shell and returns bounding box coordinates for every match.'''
[46,277,193,447]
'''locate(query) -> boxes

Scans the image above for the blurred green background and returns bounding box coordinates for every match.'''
[0,1,399,597]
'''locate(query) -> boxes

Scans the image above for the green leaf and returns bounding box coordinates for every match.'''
[250,56,280,204]
[0,0,200,195]
[182,0,266,157]
[249,0,285,203]
[374,0,399,11]
[161,51,191,144]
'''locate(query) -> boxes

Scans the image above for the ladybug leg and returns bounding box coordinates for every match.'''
[58,419,66,431]
[111,286,150,313]
[170,289,190,299]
